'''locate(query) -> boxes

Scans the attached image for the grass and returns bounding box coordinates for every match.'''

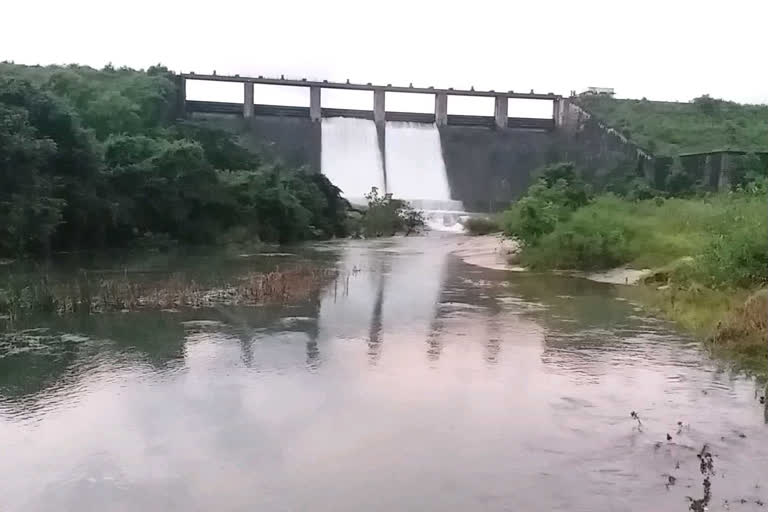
[520,193,767,279]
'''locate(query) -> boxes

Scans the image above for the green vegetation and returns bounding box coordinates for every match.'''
[578,94,768,155]
[0,62,349,257]
[463,216,501,236]
[518,194,767,280]
[502,162,591,247]
[503,162,768,374]
[350,187,425,237]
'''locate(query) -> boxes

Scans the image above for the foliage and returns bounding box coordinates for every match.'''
[219,166,349,243]
[522,206,630,270]
[515,193,767,290]
[464,216,501,235]
[578,94,768,155]
[0,63,350,257]
[359,187,425,237]
[730,152,768,193]
[501,162,592,245]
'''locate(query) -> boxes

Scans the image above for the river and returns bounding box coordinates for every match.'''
[1,234,766,511]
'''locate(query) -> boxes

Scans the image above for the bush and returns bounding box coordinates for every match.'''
[464,216,501,235]
[696,212,768,289]
[522,204,630,270]
[360,187,425,237]
[501,162,593,245]
[510,192,767,289]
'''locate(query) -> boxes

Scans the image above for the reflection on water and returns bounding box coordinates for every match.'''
[1,235,766,512]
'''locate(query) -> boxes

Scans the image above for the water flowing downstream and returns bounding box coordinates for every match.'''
[385,122,452,203]
[1,235,766,511]
[321,117,465,230]
[320,117,385,204]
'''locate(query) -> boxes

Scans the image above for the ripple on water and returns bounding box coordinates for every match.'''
[0,328,95,359]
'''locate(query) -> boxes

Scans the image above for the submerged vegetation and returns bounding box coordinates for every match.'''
[0,264,338,324]
[578,94,768,155]
[502,161,768,374]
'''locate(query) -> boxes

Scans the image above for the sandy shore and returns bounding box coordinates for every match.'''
[451,234,524,272]
[451,234,650,285]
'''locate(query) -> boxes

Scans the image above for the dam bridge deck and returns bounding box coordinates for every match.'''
[178,73,563,130]
[186,101,555,130]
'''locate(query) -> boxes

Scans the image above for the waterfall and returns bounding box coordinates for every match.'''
[385,121,465,231]
[321,117,384,205]
[321,117,466,231]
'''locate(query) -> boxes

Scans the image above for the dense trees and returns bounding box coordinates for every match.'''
[0,63,349,257]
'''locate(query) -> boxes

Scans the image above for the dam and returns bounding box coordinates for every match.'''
[177,73,617,211]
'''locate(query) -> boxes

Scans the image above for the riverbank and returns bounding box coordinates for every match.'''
[453,233,767,378]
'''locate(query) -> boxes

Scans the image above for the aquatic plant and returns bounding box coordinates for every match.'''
[0,266,338,322]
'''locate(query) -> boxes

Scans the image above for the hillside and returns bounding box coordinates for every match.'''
[577,94,768,156]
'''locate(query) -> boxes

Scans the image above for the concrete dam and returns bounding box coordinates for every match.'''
[178,73,613,212]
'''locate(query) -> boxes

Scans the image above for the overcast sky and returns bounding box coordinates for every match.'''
[4,0,767,112]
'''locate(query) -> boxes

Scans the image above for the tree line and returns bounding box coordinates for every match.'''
[0,63,349,257]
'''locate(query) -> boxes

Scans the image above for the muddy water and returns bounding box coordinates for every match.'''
[1,235,766,512]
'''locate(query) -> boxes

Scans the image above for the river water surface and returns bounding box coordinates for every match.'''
[1,235,766,511]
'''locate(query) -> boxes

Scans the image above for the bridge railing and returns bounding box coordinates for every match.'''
[179,73,562,130]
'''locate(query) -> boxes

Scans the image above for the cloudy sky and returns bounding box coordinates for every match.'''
[3,0,767,112]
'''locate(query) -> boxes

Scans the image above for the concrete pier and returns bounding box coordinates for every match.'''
[373,89,386,124]
[435,93,448,126]
[243,82,254,118]
[553,99,563,128]
[494,96,508,129]
[176,76,186,118]
[373,89,387,192]
[310,86,321,122]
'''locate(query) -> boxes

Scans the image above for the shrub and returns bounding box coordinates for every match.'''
[696,212,768,289]
[502,179,579,244]
[510,192,766,287]
[522,205,630,269]
[360,187,425,237]
[464,216,500,235]
[501,162,593,245]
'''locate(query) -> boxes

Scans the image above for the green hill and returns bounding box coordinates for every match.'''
[577,94,768,156]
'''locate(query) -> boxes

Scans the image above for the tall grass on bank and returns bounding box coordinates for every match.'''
[507,190,767,375]
[518,194,768,288]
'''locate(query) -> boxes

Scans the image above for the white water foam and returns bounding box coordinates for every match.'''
[385,122,452,203]
[385,121,466,231]
[321,117,384,204]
